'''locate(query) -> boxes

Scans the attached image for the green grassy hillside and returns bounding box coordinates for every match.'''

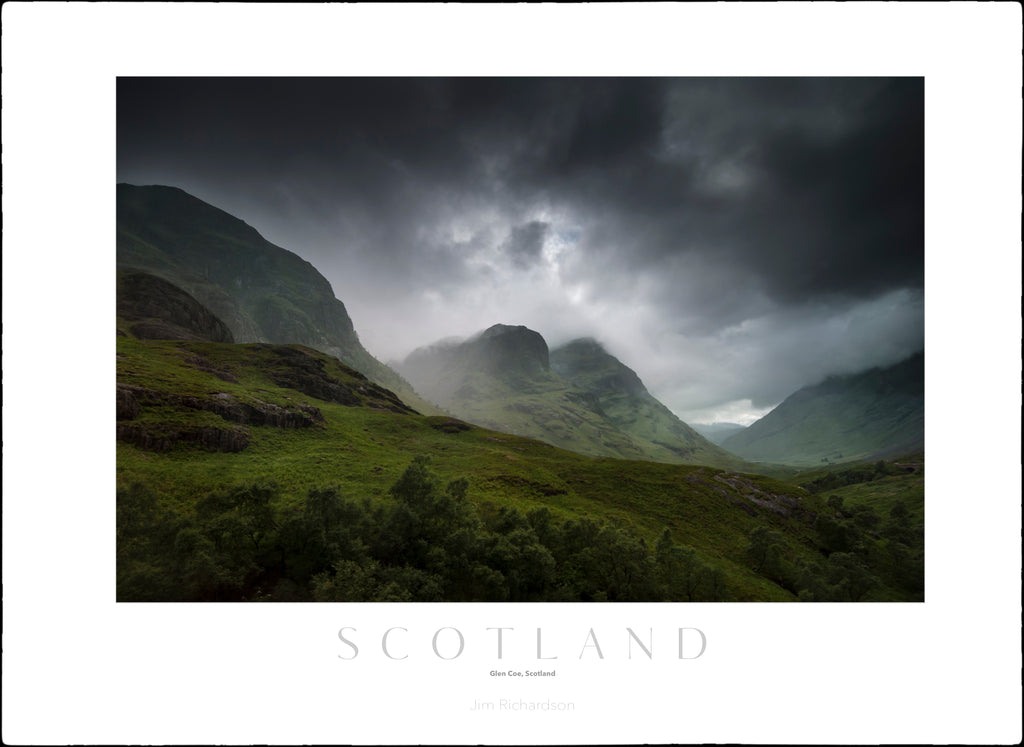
[787,455,924,600]
[793,455,924,522]
[117,327,922,602]
[723,353,924,466]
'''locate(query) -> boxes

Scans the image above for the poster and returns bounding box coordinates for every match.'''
[3,4,1021,744]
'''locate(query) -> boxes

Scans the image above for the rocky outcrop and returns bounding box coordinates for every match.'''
[683,470,806,518]
[117,270,235,343]
[116,381,328,452]
[428,418,474,434]
[117,386,141,420]
[117,384,325,428]
[264,345,417,415]
[183,355,239,384]
[474,324,550,378]
[117,422,252,453]
[116,340,419,454]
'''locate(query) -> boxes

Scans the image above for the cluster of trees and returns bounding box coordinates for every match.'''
[805,460,898,494]
[117,457,733,602]
[745,494,923,601]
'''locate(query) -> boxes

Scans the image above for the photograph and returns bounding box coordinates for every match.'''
[115,76,925,604]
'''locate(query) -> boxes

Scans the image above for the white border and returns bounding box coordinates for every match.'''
[3,4,1021,744]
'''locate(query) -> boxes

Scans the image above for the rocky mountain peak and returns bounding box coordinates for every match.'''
[471,324,550,376]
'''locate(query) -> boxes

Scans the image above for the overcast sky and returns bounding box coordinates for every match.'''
[117,77,923,425]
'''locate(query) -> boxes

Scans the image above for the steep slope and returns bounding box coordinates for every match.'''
[550,338,747,468]
[723,352,924,466]
[117,269,235,343]
[116,183,436,413]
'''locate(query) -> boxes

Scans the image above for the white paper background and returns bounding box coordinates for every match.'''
[2,3,1021,744]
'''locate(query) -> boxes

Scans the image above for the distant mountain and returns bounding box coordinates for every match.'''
[401,324,552,405]
[398,324,644,459]
[116,183,435,413]
[550,338,745,467]
[722,352,924,466]
[398,325,746,468]
[691,422,747,446]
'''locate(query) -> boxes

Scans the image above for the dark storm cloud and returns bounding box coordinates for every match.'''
[117,77,924,420]
[736,79,924,301]
[118,77,922,300]
[536,78,669,177]
[501,221,550,269]
[510,77,924,307]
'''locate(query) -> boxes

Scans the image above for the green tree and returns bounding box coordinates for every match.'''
[201,483,278,552]
[795,552,879,601]
[116,483,183,601]
[824,552,879,601]
[882,500,919,545]
[485,508,556,601]
[655,530,715,601]
[747,525,786,580]
[848,504,881,533]
[172,523,256,601]
[278,487,374,585]
[815,514,860,554]
[827,494,845,515]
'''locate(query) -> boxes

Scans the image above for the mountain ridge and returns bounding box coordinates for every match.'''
[549,337,747,467]
[723,352,924,466]
[116,183,437,414]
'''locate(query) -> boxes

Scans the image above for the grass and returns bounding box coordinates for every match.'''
[791,455,924,521]
[116,333,922,602]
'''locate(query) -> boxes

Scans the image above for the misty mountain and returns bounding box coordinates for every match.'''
[397,324,641,459]
[398,325,746,468]
[691,422,748,445]
[722,352,924,466]
[116,183,433,412]
[401,325,551,404]
[549,338,745,467]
